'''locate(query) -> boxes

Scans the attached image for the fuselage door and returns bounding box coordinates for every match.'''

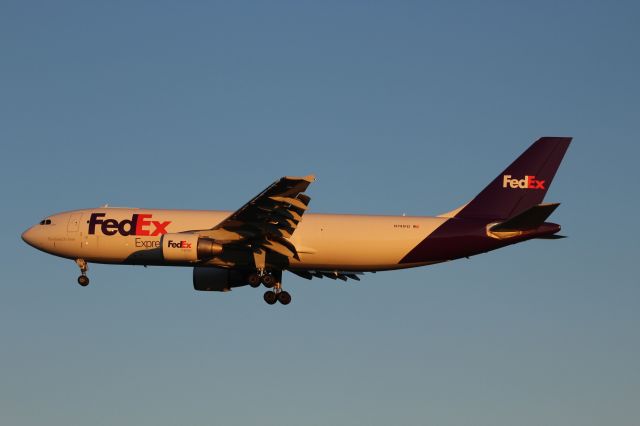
[68,213,83,233]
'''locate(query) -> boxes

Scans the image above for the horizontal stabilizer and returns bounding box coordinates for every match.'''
[491,203,560,232]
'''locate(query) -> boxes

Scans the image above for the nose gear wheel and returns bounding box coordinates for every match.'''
[75,258,90,287]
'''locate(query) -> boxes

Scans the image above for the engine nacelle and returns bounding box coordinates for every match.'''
[193,267,248,292]
[161,233,223,262]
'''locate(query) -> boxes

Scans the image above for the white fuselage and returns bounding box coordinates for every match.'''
[20,137,570,300]
[22,208,447,272]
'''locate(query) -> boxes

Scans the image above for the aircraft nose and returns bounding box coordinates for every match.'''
[21,227,37,247]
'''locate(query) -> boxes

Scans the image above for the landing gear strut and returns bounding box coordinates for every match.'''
[75,258,90,287]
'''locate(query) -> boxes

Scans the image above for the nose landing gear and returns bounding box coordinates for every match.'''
[75,258,90,287]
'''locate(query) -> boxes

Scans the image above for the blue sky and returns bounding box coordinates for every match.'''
[1,1,638,425]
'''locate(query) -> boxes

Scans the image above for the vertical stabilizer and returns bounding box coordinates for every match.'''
[453,137,571,220]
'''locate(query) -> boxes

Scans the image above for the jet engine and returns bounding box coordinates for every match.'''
[161,233,223,262]
[193,267,248,292]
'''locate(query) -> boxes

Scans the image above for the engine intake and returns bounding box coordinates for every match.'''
[161,233,223,262]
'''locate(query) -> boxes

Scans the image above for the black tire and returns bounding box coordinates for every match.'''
[77,275,90,287]
[263,291,277,305]
[248,273,261,288]
[277,291,292,305]
[261,274,276,288]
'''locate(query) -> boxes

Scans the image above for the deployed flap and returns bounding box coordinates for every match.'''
[196,175,315,260]
[490,203,560,232]
[289,270,364,282]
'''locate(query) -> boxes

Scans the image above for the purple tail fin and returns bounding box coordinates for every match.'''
[455,137,572,220]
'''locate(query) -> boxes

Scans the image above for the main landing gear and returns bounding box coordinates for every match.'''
[75,258,90,287]
[248,270,291,305]
[247,271,277,288]
[263,287,291,306]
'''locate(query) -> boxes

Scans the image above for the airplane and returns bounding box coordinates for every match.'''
[22,136,571,305]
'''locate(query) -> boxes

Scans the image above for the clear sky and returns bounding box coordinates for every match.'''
[1,1,638,425]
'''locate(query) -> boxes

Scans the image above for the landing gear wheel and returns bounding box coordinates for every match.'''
[277,290,291,305]
[248,273,261,288]
[261,274,276,288]
[75,259,89,287]
[263,290,277,305]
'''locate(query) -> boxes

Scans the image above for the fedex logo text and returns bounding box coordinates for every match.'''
[167,240,192,249]
[502,175,545,190]
[88,213,171,236]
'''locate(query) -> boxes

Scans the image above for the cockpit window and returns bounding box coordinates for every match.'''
[39,219,52,225]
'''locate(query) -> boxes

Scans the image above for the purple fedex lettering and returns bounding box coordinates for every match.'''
[88,213,171,236]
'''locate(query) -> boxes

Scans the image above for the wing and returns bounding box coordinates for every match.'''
[196,175,315,260]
